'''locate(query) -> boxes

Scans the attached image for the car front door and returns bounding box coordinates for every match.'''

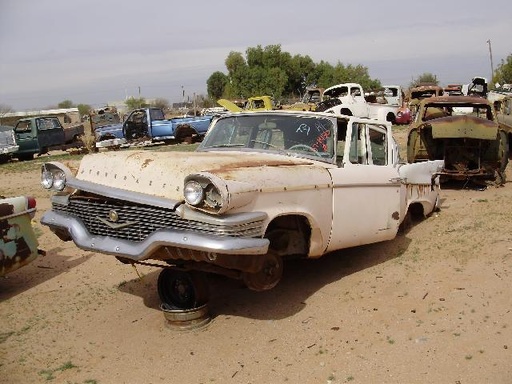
[36,118,65,151]
[326,120,402,252]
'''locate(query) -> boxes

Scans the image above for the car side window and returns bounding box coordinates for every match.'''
[15,122,31,133]
[348,123,387,166]
[37,118,60,131]
[368,126,387,165]
[336,119,348,166]
[349,123,367,164]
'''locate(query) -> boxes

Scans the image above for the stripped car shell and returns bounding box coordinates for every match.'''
[1,196,44,276]
[40,111,443,305]
[407,96,510,183]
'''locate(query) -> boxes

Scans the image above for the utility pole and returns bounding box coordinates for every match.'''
[487,39,494,83]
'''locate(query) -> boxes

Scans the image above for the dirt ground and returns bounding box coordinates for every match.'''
[1,127,511,384]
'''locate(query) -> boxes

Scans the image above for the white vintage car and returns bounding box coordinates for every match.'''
[40,111,443,309]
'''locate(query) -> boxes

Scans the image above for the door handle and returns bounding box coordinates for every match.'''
[389,177,405,183]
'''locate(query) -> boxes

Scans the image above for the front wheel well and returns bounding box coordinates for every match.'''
[399,202,430,234]
[408,202,426,219]
[265,215,311,257]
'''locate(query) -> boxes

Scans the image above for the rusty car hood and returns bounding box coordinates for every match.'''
[76,150,331,201]
[426,115,498,140]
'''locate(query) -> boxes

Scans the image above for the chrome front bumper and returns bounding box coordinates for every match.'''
[41,210,270,261]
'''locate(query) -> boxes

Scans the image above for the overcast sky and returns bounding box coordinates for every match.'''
[0,0,510,111]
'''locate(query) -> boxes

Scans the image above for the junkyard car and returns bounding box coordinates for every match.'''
[408,85,444,117]
[1,195,44,276]
[407,96,511,184]
[40,111,442,309]
[0,125,19,163]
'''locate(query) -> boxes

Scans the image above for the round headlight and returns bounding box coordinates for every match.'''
[184,180,204,206]
[41,170,54,189]
[53,170,66,191]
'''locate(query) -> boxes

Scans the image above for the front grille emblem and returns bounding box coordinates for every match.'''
[109,209,119,222]
[96,213,138,229]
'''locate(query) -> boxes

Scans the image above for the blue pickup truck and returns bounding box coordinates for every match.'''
[94,107,214,148]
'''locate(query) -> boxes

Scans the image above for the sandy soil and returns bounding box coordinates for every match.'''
[1,127,511,384]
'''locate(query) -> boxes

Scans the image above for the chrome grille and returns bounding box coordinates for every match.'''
[52,197,264,242]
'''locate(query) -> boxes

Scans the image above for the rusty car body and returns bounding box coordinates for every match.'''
[408,85,444,117]
[1,195,44,276]
[444,84,464,96]
[288,87,325,111]
[40,110,443,309]
[88,106,121,132]
[407,95,510,184]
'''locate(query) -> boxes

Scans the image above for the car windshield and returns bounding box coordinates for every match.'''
[198,113,336,161]
[422,103,493,121]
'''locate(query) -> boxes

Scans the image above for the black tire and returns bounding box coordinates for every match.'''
[242,252,283,291]
[157,269,209,310]
[17,153,34,161]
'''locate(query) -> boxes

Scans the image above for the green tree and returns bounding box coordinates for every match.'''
[287,54,316,97]
[58,100,74,108]
[206,71,228,100]
[211,44,382,102]
[152,98,170,111]
[77,104,92,117]
[224,51,248,98]
[494,53,512,85]
[410,73,439,88]
[125,97,146,110]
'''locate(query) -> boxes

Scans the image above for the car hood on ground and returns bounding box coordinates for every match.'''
[75,150,333,202]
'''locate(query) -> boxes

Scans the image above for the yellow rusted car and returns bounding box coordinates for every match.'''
[217,96,276,112]
[407,95,511,184]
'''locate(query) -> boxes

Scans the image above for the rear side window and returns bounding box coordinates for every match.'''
[36,118,61,131]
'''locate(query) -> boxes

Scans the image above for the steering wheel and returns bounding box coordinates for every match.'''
[288,144,320,156]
